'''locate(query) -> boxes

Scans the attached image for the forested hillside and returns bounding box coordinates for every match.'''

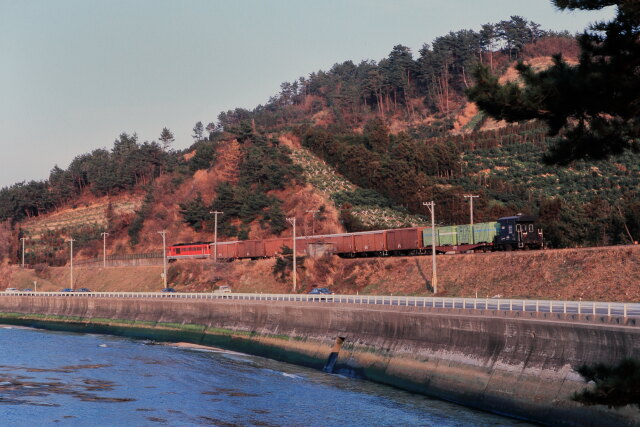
[217,18,575,131]
[0,12,638,265]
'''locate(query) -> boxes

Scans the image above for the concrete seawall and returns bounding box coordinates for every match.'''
[0,296,638,426]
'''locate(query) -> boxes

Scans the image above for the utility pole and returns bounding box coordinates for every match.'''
[68,239,75,290]
[209,211,223,262]
[286,217,297,292]
[158,230,167,288]
[20,237,27,268]
[101,232,109,268]
[464,194,479,244]
[464,195,479,226]
[306,210,319,236]
[423,202,437,294]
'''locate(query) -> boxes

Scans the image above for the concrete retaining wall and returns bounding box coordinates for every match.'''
[0,296,638,426]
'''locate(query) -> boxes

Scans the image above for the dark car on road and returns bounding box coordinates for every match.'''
[161,288,176,293]
[308,287,334,301]
[60,288,74,292]
[77,288,91,292]
[308,288,334,295]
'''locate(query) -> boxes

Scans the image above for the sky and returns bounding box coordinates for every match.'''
[0,0,616,188]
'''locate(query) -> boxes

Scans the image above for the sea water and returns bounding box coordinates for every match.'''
[0,326,535,426]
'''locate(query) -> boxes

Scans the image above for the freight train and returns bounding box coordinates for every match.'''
[166,214,543,261]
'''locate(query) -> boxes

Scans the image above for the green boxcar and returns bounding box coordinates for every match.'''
[473,222,500,244]
[438,226,458,246]
[422,227,437,246]
[457,224,473,245]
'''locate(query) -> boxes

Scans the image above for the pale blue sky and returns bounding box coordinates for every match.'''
[0,0,615,188]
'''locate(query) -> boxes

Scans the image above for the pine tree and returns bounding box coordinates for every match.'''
[159,127,175,151]
[467,0,640,163]
[178,193,210,231]
[192,121,204,142]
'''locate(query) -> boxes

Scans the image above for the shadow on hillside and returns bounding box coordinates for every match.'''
[414,259,434,293]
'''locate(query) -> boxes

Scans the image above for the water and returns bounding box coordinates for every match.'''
[0,326,535,426]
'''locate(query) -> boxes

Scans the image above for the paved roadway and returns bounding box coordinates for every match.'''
[2,291,639,318]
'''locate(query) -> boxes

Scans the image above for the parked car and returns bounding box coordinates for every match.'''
[161,287,176,293]
[5,288,18,292]
[60,288,74,292]
[308,287,334,295]
[77,288,91,292]
[213,285,231,294]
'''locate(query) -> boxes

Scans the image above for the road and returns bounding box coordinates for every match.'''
[2,291,639,318]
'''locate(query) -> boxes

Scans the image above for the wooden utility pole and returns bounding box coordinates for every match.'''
[101,232,109,268]
[423,202,437,294]
[306,210,319,236]
[20,237,26,268]
[464,194,479,244]
[68,239,75,290]
[209,211,223,262]
[286,217,297,292]
[158,230,167,288]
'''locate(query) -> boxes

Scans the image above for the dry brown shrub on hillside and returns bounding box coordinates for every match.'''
[33,263,50,279]
[0,221,15,263]
[212,140,242,184]
[113,242,129,255]
[80,243,100,259]
[303,255,338,289]
[278,134,301,149]
[452,103,479,133]
[522,36,579,60]
[274,184,343,236]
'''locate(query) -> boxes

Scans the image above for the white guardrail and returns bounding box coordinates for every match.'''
[1,291,639,318]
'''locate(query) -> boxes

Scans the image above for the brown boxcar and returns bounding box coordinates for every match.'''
[386,228,424,252]
[319,234,353,254]
[264,238,291,257]
[299,234,354,255]
[292,237,308,256]
[296,236,314,256]
[298,236,324,256]
[214,241,238,260]
[353,231,386,253]
[236,241,251,258]
[295,237,309,257]
[237,240,265,258]
[254,240,266,257]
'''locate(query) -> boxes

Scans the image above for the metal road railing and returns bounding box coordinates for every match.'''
[1,291,639,319]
